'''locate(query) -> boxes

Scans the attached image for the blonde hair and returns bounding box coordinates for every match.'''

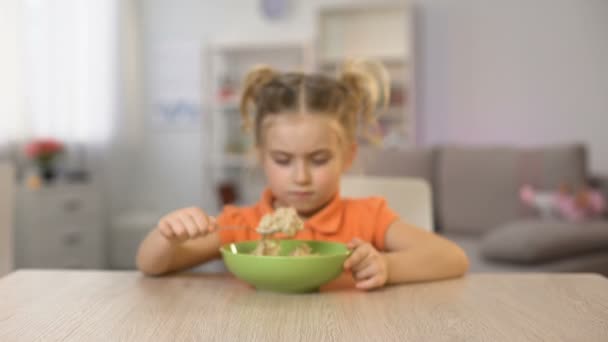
[239,59,389,148]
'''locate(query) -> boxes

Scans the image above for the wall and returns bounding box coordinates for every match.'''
[0,0,21,275]
[419,0,608,173]
[123,0,341,215]
[0,0,25,143]
[121,0,608,216]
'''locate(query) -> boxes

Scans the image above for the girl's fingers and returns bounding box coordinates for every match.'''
[188,208,210,234]
[352,253,375,273]
[158,220,175,239]
[208,216,218,232]
[353,263,377,281]
[344,244,369,270]
[168,218,188,240]
[356,275,383,290]
[157,207,214,242]
[179,214,199,238]
[347,237,364,250]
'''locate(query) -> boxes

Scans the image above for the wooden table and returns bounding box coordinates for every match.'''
[1,271,607,341]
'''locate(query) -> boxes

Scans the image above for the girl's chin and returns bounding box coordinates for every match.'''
[275,199,319,215]
[290,201,327,217]
[275,192,335,217]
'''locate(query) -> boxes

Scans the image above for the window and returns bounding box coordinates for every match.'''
[1,0,118,146]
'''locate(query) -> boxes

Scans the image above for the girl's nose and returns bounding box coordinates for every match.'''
[293,160,311,185]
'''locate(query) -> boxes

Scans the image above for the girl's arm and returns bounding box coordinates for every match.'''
[383,221,469,284]
[136,207,222,276]
[136,230,222,276]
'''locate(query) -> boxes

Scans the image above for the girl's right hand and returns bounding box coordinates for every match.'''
[157,207,217,242]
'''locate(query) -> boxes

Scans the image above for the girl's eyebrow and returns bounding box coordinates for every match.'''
[308,149,332,157]
[269,149,332,156]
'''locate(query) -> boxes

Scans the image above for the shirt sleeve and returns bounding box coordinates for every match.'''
[370,198,399,251]
[216,205,245,246]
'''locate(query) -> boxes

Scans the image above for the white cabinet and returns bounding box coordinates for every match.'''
[15,184,106,269]
[0,163,15,276]
[204,39,313,212]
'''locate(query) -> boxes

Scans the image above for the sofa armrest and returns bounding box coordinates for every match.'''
[589,174,608,218]
[590,173,608,185]
[589,174,608,195]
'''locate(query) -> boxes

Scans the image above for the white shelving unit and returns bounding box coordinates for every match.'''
[315,3,416,148]
[203,39,313,213]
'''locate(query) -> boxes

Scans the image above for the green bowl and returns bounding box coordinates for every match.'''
[220,240,349,293]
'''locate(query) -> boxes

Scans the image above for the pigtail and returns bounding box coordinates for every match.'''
[240,65,277,132]
[339,59,390,145]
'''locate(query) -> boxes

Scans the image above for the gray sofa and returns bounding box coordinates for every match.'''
[353,143,608,276]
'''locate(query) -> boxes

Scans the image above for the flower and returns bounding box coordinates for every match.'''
[24,138,65,164]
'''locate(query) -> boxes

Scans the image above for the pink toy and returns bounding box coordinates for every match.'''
[520,184,606,222]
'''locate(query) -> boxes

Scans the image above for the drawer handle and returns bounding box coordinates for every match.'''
[63,232,82,246]
[63,198,83,212]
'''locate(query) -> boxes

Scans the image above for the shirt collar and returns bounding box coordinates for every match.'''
[257,188,343,234]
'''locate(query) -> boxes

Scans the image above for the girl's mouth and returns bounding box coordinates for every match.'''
[289,191,314,199]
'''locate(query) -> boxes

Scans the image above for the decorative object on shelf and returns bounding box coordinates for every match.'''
[218,74,238,103]
[259,0,290,20]
[218,181,239,206]
[23,138,64,184]
[389,82,406,106]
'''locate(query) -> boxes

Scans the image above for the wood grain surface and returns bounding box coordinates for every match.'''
[1,271,607,341]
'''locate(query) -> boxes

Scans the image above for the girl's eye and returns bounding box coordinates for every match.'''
[311,156,330,166]
[273,158,291,166]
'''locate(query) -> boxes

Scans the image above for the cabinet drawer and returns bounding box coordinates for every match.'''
[19,186,101,220]
[19,214,102,237]
[36,194,100,221]
[20,225,104,269]
[16,184,106,269]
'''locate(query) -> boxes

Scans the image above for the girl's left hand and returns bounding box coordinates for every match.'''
[343,238,388,290]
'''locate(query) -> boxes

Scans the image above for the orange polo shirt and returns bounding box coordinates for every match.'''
[217,188,399,251]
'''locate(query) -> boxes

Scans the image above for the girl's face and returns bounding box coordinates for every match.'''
[259,114,354,217]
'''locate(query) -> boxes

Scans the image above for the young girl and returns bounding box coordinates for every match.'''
[136,60,469,290]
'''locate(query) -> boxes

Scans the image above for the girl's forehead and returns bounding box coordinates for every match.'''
[263,114,342,151]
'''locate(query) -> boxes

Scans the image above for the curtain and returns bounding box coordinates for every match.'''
[0,0,118,149]
[0,0,120,178]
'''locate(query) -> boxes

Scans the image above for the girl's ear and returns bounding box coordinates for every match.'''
[343,143,358,172]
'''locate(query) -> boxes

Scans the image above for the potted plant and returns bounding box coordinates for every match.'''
[24,138,65,183]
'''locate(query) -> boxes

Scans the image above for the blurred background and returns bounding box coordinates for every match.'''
[1,0,607,274]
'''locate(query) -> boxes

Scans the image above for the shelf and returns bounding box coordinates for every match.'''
[215,99,240,112]
[315,3,415,148]
[319,55,409,67]
[317,4,411,63]
[376,108,406,122]
[204,38,315,208]
[221,154,257,168]
[211,39,310,54]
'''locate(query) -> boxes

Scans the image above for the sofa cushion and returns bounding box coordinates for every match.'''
[443,231,608,275]
[437,144,587,234]
[480,220,608,264]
